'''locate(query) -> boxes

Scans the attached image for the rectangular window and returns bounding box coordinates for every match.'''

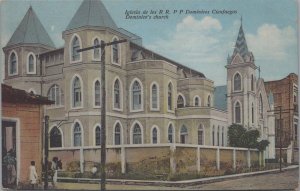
[74,91,81,107]
[115,134,120,145]
[115,94,120,108]
[198,131,203,145]
[133,93,141,110]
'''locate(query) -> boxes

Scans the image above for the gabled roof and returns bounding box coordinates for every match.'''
[214,85,227,111]
[2,84,53,105]
[232,21,249,59]
[66,0,118,31]
[6,6,55,48]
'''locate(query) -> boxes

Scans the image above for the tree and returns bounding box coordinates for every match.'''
[228,124,269,150]
[227,124,246,147]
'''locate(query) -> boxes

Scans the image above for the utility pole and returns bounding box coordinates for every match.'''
[279,106,282,172]
[78,39,126,191]
[44,115,49,189]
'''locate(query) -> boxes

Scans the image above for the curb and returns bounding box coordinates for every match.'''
[57,165,298,187]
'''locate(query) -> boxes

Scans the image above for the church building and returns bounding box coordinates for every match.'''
[2,0,275,163]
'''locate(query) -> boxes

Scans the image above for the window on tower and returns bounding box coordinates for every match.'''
[27,53,36,74]
[72,76,82,108]
[235,101,241,123]
[234,73,242,91]
[251,74,254,91]
[71,35,81,62]
[9,52,17,75]
[112,37,120,64]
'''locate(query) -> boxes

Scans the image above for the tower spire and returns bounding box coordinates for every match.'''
[6,6,55,48]
[232,16,249,59]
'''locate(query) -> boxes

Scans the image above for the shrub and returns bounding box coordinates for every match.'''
[66,161,80,172]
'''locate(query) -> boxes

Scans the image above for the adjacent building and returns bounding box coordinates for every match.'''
[265,73,298,163]
[2,84,52,187]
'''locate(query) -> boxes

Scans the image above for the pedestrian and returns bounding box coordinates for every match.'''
[51,157,58,187]
[29,161,38,189]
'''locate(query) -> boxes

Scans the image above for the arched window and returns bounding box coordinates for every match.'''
[132,124,142,144]
[235,102,241,123]
[198,125,204,145]
[94,80,101,107]
[48,84,61,106]
[212,126,215,146]
[234,73,241,91]
[112,37,119,64]
[168,124,173,143]
[251,74,254,91]
[195,96,200,106]
[114,123,121,145]
[168,83,173,110]
[73,123,82,147]
[207,95,211,107]
[180,125,188,144]
[72,76,82,107]
[259,94,263,118]
[9,52,17,75]
[217,126,220,146]
[27,53,35,74]
[93,38,101,60]
[50,126,62,148]
[177,95,184,108]
[114,79,120,109]
[252,103,254,123]
[95,126,102,146]
[152,128,158,144]
[71,36,80,61]
[151,84,158,109]
[132,80,142,110]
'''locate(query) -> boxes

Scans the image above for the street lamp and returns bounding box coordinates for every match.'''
[77,39,126,191]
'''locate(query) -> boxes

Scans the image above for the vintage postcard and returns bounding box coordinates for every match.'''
[0,0,299,190]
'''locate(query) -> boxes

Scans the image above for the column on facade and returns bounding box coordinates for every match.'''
[216,148,220,170]
[197,147,201,172]
[233,149,236,170]
[121,146,126,174]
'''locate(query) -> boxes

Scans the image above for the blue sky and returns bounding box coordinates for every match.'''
[0,0,298,85]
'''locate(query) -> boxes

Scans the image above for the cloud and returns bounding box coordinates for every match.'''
[148,16,226,64]
[176,15,222,32]
[147,16,297,85]
[246,24,297,62]
[147,16,228,85]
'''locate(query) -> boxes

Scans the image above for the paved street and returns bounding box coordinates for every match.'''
[189,168,299,190]
[55,168,299,190]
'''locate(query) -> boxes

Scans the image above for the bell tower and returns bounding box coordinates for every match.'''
[226,18,258,129]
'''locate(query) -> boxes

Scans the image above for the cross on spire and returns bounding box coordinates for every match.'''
[240,15,243,25]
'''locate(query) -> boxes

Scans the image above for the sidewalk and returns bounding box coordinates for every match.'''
[57,165,299,187]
